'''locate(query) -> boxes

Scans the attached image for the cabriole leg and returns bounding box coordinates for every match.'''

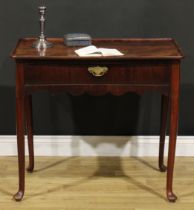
[25,94,34,173]
[14,63,25,201]
[166,62,180,202]
[159,94,169,172]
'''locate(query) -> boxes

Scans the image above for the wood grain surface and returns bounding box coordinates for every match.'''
[0,157,194,209]
[11,38,183,60]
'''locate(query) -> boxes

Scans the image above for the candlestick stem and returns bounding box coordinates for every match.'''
[32,6,53,49]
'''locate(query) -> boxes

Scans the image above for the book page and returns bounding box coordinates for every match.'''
[98,48,124,56]
[75,45,124,57]
[75,45,102,57]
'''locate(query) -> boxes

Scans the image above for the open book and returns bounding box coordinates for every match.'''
[75,45,124,57]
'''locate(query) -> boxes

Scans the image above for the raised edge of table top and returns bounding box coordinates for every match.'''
[11,38,184,60]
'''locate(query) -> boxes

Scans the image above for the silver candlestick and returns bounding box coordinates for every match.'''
[32,5,53,49]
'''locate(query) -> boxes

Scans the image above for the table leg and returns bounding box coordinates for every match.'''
[159,95,169,172]
[14,64,25,201]
[25,94,34,173]
[166,62,180,202]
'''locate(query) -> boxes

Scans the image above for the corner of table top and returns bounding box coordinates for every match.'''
[171,38,185,59]
[10,38,24,59]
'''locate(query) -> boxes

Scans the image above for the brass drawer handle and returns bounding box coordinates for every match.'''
[88,66,108,77]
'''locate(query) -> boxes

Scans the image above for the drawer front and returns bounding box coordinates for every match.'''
[24,63,170,85]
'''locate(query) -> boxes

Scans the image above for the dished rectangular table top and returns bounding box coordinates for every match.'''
[11,38,183,61]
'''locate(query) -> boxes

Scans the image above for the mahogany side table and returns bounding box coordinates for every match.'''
[11,38,183,202]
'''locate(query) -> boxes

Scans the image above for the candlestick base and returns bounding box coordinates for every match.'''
[32,37,53,49]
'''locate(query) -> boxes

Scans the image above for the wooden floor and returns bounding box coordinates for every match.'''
[0,157,194,209]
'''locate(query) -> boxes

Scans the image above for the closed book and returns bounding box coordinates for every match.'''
[65,33,92,46]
